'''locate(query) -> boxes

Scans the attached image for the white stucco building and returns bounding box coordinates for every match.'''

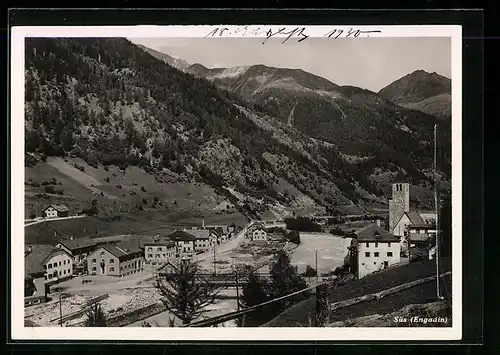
[251,228,268,241]
[349,223,401,279]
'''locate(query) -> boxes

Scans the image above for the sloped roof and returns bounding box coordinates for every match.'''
[392,170,408,184]
[408,233,431,242]
[58,237,96,251]
[167,230,196,242]
[25,244,69,279]
[44,204,70,212]
[99,240,143,259]
[185,229,210,240]
[405,211,425,225]
[353,224,399,242]
[144,237,176,247]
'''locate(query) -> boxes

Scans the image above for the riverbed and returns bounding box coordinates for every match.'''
[290,233,351,274]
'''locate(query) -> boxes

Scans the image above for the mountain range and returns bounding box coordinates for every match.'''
[23,38,451,222]
[378,69,452,119]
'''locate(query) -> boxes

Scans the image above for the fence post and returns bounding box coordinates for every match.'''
[314,283,329,327]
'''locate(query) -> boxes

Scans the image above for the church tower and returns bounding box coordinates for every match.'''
[388,177,410,234]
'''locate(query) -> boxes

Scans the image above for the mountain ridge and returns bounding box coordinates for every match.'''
[24,38,450,222]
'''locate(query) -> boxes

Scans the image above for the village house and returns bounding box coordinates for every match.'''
[407,224,436,247]
[24,244,73,285]
[251,228,268,241]
[87,241,144,277]
[144,237,176,266]
[184,228,211,252]
[56,237,97,264]
[24,247,47,307]
[42,204,70,218]
[346,223,401,279]
[167,230,197,259]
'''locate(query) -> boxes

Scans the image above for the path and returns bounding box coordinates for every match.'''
[24,215,87,227]
[193,221,255,263]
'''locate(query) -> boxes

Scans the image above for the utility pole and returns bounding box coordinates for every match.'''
[213,245,217,275]
[57,288,63,327]
[434,124,444,300]
[235,267,240,311]
[315,249,319,282]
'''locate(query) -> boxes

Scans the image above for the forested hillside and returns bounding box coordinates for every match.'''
[24,38,450,220]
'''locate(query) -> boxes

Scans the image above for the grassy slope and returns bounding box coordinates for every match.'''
[25,210,248,245]
[25,157,234,215]
[263,257,452,327]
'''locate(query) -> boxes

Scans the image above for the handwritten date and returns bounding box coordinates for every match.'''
[205,26,382,43]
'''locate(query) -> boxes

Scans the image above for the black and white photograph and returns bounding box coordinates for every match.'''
[11,25,462,340]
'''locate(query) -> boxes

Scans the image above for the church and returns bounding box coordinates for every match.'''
[388,176,437,255]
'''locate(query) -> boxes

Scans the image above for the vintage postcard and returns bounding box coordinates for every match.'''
[11,24,462,341]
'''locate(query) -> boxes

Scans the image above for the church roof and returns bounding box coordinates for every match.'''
[392,170,408,184]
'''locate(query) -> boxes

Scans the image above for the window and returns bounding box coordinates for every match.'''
[44,275,47,280]
[361,263,365,266]
[120,267,123,271]
[48,263,52,269]
[110,259,114,263]
[365,243,369,247]
[374,252,379,257]
[156,254,160,258]
[58,271,62,276]
[101,251,105,255]
[148,247,152,251]
[34,299,40,304]
[365,252,370,257]
[387,252,393,257]
[63,260,66,265]
[374,262,376,265]
[158,247,162,251]
[375,243,378,248]
[388,243,391,247]
[92,267,96,271]
[43,265,47,269]
[67,269,70,274]
[59,261,61,266]
[148,254,153,258]
[110,267,115,272]
[163,254,166,258]
[404,231,408,236]
[92,259,96,264]
[63,270,66,274]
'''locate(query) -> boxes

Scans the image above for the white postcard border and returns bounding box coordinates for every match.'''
[11,24,462,341]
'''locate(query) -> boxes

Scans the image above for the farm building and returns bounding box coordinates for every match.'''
[42,204,70,218]
[251,228,268,241]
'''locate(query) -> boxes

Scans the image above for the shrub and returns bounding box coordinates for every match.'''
[29,213,36,219]
[115,184,122,189]
[104,177,110,183]
[141,186,147,192]
[74,164,85,172]
[330,227,346,236]
[138,205,144,211]
[142,198,148,204]
[103,165,109,171]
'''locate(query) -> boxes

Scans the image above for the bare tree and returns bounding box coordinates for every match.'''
[156,260,220,325]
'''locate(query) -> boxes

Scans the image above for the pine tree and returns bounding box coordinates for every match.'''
[156,260,220,325]
[238,269,270,326]
[84,302,107,327]
[268,250,308,316]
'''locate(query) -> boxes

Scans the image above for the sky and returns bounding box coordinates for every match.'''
[129,37,451,92]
